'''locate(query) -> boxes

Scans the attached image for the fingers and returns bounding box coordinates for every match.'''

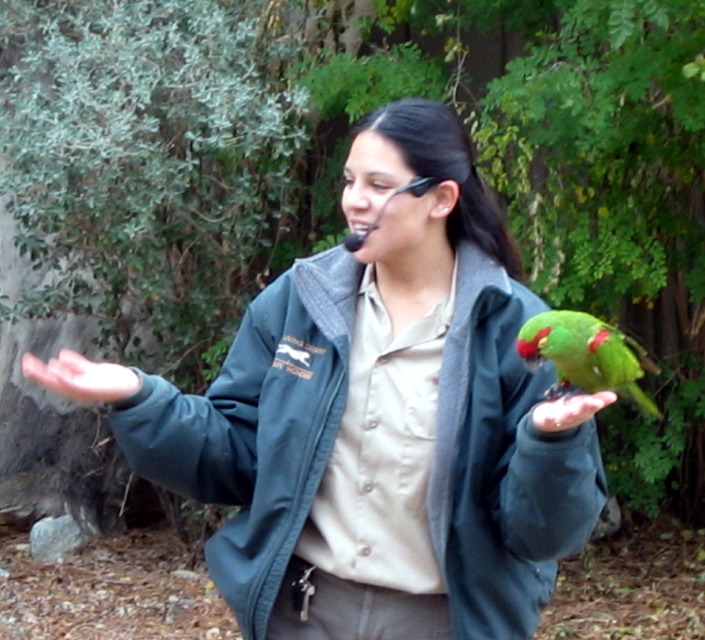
[23,350,94,380]
[22,350,98,402]
[55,349,92,374]
[532,391,618,433]
[45,350,93,382]
[22,350,142,405]
[21,352,52,383]
[23,351,79,393]
[590,390,619,406]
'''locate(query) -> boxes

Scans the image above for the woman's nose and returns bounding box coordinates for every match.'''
[343,183,371,211]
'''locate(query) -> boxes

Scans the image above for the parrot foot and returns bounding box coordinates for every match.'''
[544,381,580,402]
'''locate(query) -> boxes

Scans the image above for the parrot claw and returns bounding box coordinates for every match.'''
[544,381,579,402]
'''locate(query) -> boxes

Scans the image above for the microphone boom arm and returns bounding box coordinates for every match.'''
[343,176,439,253]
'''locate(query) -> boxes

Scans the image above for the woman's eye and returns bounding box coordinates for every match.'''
[340,177,392,191]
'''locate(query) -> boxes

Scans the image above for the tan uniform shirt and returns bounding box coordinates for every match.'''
[295,262,457,594]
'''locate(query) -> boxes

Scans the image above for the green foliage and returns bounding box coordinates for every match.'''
[370,0,566,37]
[360,0,568,101]
[470,0,705,517]
[0,0,309,389]
[294,42,447,122]
[476,0,705,309]
[201,336,234,382]
[683,53,705,83]
[607,0,670,49]
[600,405,686,517]
[291,40,448,237]
[600,374,705,517]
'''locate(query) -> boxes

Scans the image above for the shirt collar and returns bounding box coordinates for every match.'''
[358,259,458,335]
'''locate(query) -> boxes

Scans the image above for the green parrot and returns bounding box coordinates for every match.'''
[516,310,663,419]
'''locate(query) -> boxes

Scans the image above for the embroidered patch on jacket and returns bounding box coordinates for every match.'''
[273,335,326,380]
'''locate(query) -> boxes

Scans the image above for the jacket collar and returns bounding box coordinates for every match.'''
[452,240,512,331]
[291,240,512,343]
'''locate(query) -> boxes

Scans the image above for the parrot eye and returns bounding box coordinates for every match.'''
[537,336,548,349]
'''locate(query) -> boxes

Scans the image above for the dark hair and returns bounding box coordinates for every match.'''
[352,98,523,280]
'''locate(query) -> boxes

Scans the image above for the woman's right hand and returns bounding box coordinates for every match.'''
[22,349,142,405]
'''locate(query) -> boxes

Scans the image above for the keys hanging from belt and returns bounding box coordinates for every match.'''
[291,564,316,621]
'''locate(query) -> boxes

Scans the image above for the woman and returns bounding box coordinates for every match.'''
[22,98,615,639]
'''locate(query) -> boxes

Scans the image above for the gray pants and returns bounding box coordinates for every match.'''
[267,557,454,640]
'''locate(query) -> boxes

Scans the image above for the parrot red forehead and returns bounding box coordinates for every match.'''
[516,326,551,358]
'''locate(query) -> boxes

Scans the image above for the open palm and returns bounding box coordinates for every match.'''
[532,391,617,433]
[22,349,141,405]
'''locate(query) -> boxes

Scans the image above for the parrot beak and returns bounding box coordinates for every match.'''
[523,355,546,373]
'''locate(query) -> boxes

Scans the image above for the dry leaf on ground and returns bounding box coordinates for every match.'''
[2,518,705,639]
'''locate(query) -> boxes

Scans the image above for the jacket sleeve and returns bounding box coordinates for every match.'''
[108,300,278,506]
[490,298,608,562]
[499,413,607,561]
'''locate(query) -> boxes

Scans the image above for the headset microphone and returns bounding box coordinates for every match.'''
[342,228,369,252]
[343,176,438,253]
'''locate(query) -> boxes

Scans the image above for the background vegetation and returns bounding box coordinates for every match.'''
[0,0,310,391]
[2,0,704,529]
[473,0,705,521]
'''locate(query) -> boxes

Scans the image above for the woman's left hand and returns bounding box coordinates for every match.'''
[532,391,618,433]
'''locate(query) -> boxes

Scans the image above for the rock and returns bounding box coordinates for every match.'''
[171,569,200,580]
[592,496,622,540]
[29,514,86,562]
[1,198,134,537]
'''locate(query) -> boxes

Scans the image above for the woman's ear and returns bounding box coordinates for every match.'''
[431,180,460,219]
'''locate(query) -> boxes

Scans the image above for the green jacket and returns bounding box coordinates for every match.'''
[110,240,607,640]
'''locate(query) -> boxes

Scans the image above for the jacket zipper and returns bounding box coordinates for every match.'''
[246,365,346,639]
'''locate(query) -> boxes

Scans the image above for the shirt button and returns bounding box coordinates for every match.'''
[360,546,372,557]
[367,419,379,430]
[363,481,374,493]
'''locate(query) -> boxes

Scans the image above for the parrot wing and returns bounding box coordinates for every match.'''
[590,322,663,419]
[623,333,661,376]
[587,323,644,387]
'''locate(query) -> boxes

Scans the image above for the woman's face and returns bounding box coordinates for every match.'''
[341,130,443,264]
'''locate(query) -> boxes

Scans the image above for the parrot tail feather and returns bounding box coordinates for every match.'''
[622,382,663,420]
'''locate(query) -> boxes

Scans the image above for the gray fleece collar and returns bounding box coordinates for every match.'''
[291,240,511,342]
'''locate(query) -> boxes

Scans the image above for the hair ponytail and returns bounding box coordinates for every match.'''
[448,167,524,281]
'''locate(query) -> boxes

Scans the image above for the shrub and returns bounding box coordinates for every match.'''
[0,0,309,390]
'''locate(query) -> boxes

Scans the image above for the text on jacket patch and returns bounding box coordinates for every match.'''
[273,335,326,380]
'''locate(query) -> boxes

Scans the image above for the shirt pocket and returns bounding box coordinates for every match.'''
[397,400,437,512]
[404,389,438,440]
